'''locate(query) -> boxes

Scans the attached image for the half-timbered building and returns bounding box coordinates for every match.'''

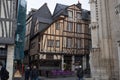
[25,2,90,76]
[24,8,37,65]
[0,0,18,79]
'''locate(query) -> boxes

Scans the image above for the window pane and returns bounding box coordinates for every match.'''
[68,11,73,18]
[76,12,81,19]
[85,25,89,33]
[56,22,60,30]
[51,41,54,47]
[63,37,66,47]
[48,40,54,47]
[76,24,81,33]
[67,38,72,48]
[31,42,35,49]
[56,40,60,47]
[67,22,73,31]
[77,39,81,48]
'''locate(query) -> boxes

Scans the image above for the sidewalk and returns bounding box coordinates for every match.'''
[19,75,92,80]
[39,76,93,80]
[39,76,77,80]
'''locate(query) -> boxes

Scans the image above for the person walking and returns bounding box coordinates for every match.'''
[76,65,83,80]
[25,66,30,80]
[0,66,9,80]
[30,66,39,80]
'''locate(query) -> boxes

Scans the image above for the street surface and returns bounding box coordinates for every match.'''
[17,75,86,80]
[45,76,77,80]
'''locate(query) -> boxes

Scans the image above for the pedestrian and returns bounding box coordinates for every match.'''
[30,66,39,80]
[25,66,30,80]
[0,66,9,80]
[76,65,83,80]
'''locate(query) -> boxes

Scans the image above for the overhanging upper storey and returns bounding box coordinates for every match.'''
[0,0,18,44]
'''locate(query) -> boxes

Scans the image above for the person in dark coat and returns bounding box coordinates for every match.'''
[0,66,9,80]
[25,66,30,80]
[30,66,39,80]
[76,65,83,80]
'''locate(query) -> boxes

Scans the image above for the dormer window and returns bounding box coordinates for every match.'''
[68,10,73,18]
[76,12,81,19]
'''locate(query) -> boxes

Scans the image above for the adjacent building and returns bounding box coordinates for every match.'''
[89,0,120,80]
[0,0,18,79]
[14,0,26,62]
[25,2,91,76]
[24,8,37,65]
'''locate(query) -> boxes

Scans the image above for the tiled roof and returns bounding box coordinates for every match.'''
[52,3,90,20]
[34,3,52,19]
[29,2,90,38]
[52,3,68,20]
[81,9,90,20]
[37,16,52,24]
[53,3,68,15]
[30,3,53,38]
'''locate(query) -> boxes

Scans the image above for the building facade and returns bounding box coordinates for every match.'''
[24,9,36,65]
[25,2,91,77]
[0,0,18,79]
[90,0,120,80]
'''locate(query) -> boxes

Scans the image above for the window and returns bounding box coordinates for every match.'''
[51,28,54,34]
[88,28,91,34]
[34,22,39,34]
[67,22,73,32]
[76,12,81,19]
[67,38,72,48]
[31,42,35,49]
[76,24,81,33]
[85,25,89,33]
[47,40,54,47]
[77,39,81,48]
[63,37,67,47]
[115,4,120,14]
[55,22,60,30]
[56,40,60,47]
[68,11,73,18]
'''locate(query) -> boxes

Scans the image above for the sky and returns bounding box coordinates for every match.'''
[26,0,90,14]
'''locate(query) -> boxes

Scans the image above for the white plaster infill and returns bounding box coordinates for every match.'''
[6,45,15,80]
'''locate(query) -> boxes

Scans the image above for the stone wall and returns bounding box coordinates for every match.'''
[89,0,120,79]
